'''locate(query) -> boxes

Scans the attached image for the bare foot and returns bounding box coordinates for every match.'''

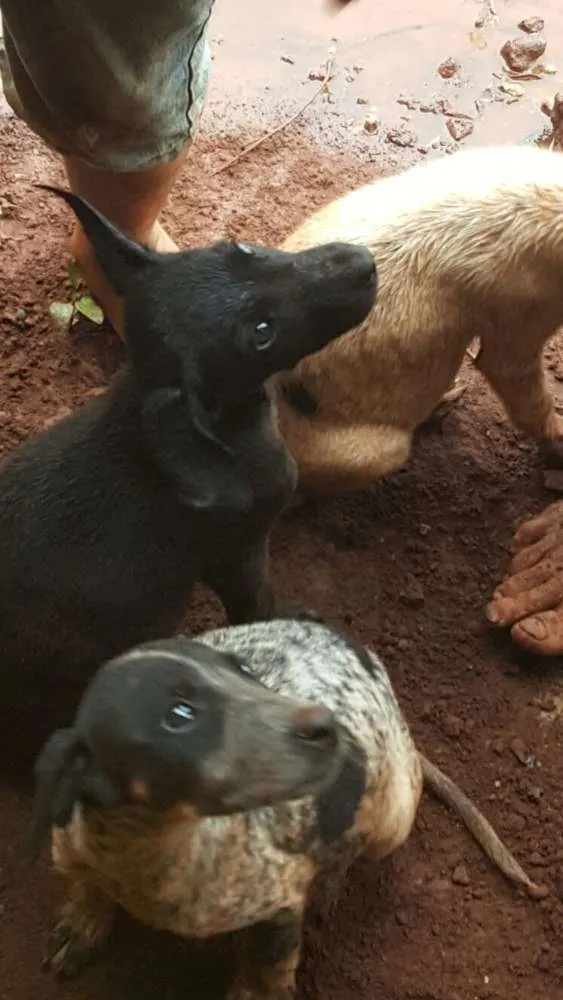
[487,500,563,654]
[70,220,177,338]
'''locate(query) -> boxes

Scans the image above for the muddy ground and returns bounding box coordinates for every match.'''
[1,1,563,999]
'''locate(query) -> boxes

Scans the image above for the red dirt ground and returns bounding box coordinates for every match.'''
[1,2,563,999]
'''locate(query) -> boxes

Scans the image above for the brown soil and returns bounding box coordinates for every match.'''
[2,6,563,999]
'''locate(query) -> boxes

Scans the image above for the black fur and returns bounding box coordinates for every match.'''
[0,188,377,718]
[315,738,367,845]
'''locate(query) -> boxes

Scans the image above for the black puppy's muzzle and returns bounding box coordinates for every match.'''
[321,242,376,289]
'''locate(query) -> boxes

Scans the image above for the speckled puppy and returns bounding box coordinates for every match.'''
[27,620,544,999]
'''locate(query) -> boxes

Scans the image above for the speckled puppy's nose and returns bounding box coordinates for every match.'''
[292,705,337,748]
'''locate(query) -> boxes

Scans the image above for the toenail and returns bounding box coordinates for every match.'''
[486,604,501,624]
[518,616,548,640]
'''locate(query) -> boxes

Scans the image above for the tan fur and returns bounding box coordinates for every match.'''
[271,144,563,493]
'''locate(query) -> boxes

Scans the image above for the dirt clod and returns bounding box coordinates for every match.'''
[500,36,547,73]
[446,117,474,141]
[438,57,460,79]
[386,127,417,147]
[452,863,471,886]
[518,16,545,35]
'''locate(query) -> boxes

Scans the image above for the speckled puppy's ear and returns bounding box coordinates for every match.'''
[22,728,91,862]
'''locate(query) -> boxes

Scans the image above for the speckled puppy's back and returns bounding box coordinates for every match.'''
[201,618,415,768]
[201,618,423,859]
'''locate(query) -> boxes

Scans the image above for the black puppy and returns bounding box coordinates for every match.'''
[0,188,376,710]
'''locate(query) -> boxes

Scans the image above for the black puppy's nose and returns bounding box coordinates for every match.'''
[292,706,337,747]
[326,243,375,285]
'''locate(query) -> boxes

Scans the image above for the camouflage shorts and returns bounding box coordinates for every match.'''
[0,0,215,170]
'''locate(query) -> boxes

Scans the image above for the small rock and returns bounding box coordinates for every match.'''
[452,863,471,886]
[420,98,453,114]
[356,95,369,105]
[536,63,558,75]
[543,469,563,491]
[363,112,380,134]
[397,94,421,110]
[397,638,410,652]
[308,68,325,81]
[510,736,533,766]
[438,57,460,79]
[518,16,545,34]
[386,128,417,148]
[500,36,546,73]
[499,80,525,99]
[399,577,425,606]
[442,714,464,739]
[446,117,474,141]
[281,54,295,65]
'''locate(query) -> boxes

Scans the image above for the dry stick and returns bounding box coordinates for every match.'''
[213,57,336,175]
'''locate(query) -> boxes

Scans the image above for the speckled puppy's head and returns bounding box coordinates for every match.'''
[25,636,345,858]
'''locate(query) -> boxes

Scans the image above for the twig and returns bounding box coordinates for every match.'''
[214,56,336,175]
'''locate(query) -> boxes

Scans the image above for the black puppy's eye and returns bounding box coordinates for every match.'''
[162,701,196,732]
[255,320,276,351]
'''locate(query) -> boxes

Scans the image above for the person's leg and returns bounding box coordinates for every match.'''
[0,0,215,336]
[63,156,184,335]
[487,500,563,654]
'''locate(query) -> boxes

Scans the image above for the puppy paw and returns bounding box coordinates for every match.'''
[42,920,100,980]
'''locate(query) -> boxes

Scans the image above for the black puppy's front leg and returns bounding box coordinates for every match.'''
[202,537,322,626]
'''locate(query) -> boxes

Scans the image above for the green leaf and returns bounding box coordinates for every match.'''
[67,258,84,290]
[49,301,74,330]
[75,295,105,325]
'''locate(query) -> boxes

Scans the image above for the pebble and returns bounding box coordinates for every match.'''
[451,863,471,886]
[399,577,425,606]
[386,128,417,148]
[356,95,369,105]
[518,16,545,34]
[446,117,474,141]
[438,57,460,79]
[510,736,533,766]
[363,113,380,134]
[281,55,295,65]
[499,81,525,99]
[500,36,546,73]
[442,713,464,739]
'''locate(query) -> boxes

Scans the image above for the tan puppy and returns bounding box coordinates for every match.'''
[271,144,563,494]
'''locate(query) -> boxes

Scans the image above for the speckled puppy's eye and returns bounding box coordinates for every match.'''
[162,701,196,732]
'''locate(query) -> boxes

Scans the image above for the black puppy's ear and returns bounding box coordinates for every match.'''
[142,386,253,513]
[37,184,157,295]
